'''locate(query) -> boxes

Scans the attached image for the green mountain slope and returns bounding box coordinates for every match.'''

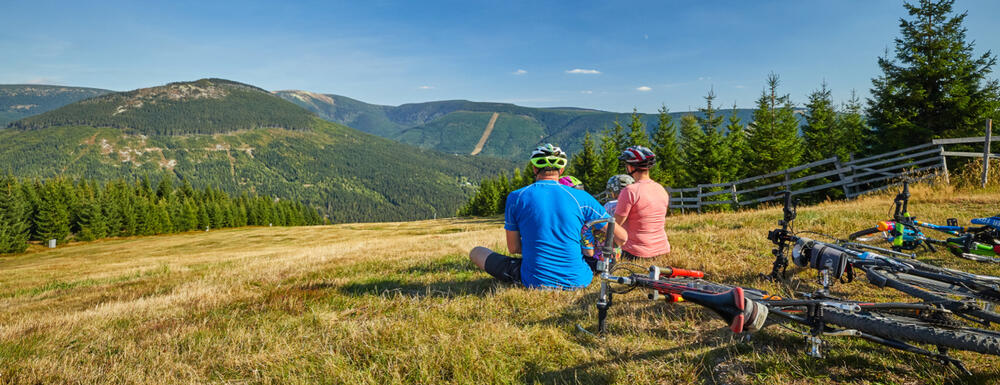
[275,90,772,159]
[1,79,516,223]
[0,85,112,126]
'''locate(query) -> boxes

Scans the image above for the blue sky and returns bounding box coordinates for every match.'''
[2,0,998,113]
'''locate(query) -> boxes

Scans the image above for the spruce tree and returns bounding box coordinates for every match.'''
[689,89,733,185]
[570,132,601,193]
[627,108,652,148]
[868,0,1000,150]
[678,114,704,186]
[725,103,750,180]
[746,73,803,176]
[0,177,31,253]
[651,105,683,186]
[76,200,107,242]
[34,184,71,244]
[801,81,841,162]
[837,90,872,159]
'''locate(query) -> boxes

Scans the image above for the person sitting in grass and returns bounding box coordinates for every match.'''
[615,146,671,260]
[469,144,627,289]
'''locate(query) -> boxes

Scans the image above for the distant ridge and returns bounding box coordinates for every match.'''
[0,84,113,126]
[0,79,516,223]
[275,90,778,159]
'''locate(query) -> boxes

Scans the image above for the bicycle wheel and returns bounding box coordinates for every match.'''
[849,227,883,242]
[866,268,1000,324]
[821,308,1000,355]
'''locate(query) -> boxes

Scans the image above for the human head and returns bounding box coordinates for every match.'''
[529,143,568,179]
[618,145,656,176]
[605,174,635,199]
[558,176,585,190]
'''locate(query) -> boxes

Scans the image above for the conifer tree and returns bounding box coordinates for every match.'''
[837,90,872,158]
[627,108,652,148]
[76,200,106,241]
[650,105,683,187]
[725,102,750,179]
[34,184,71,244]
[801,82,841,162]
[868,0,1000,150]
[0,177,30,253]
[687,89,733,185]
[746,73,803,176]
[570,132,601,193]
[678,114,703,186]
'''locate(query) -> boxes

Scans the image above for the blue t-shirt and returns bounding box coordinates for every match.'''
[504,180,610,289]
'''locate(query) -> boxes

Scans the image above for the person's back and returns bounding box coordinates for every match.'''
[616,179,670,257]
[614,146,671,259]
[505,180,606,288]
[468,144,627,290]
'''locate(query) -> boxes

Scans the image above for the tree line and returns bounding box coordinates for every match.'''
[461,0,999,217]
[0,174,323,254]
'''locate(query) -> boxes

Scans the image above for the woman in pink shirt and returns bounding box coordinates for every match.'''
[614,145,671,259]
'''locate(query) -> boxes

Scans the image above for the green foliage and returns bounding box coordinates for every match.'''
[627,108,652,148]
[801,82,840,162]
[569,132,601,194]
[837,90,872,158]
[651,105,683,186]
[746,73,804,176]
[868,0,1000,151]
[0,175,31,253]
[725,103,750,180]
[0,174,324,254]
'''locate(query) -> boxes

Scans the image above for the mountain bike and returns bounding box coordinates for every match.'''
[582,217,1000,375]
[847,182,1000,262]
[766,191,1000,326]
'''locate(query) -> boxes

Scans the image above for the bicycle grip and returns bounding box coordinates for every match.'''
[664,267,705,279]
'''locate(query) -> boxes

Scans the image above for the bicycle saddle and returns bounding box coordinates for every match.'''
[681,287,769,333]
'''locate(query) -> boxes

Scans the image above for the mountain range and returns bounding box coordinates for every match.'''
[0,79,514,223]
[0,85,112,126]
[273,90,778,159]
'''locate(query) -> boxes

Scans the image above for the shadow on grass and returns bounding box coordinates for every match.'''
[337,277,497,299]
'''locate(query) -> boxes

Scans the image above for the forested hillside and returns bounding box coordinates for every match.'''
[0,85,112,126]
[1,79,516,223]
[275,90,767,159]
[10,79,313,135]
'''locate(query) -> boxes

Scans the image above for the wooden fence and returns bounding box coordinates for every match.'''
[668,130,998,214]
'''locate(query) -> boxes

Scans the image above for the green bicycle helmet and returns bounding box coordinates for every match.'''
[529,143,568,170]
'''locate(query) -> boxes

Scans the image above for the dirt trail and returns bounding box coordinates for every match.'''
[470,112,499,156]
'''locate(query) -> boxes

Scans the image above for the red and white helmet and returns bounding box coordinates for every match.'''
[618,145,656,169]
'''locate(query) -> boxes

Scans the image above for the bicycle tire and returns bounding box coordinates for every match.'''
[821,308,1000,355]
[869,269,1000,325]
[849,227,882,242]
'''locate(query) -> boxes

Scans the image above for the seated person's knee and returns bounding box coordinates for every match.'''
[469,246,493,269]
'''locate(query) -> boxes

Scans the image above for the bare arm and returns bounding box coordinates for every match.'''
[506,230,522,254]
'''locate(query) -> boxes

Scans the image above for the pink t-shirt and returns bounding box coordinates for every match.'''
[615,179,670,258]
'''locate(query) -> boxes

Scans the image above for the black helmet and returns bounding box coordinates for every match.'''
[619,145,656,169]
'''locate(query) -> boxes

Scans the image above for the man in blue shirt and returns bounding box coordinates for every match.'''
[469,144,628,289]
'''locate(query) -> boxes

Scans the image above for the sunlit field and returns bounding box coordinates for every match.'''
[2,184,999,384]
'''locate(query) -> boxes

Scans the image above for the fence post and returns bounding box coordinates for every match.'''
[938,145,950,185]
[696,186,703,214]
[833,156,853,199]
[678,190,685,215]
[984,119,993,188]
[731,183,739,208]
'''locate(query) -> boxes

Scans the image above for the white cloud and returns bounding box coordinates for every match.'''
[698,76,713,81]
[513,69,527,75]
[636,86,652,92]
[418,85,434,89]
[566,69,601,75]
[581,90,593,94]
[734,85,746,89]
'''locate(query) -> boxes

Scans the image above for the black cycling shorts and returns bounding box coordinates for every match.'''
[484,252,522,283]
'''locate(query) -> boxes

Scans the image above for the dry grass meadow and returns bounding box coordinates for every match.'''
[2,183,999,384]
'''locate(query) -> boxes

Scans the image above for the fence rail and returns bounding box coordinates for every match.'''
[667,128,996,214]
